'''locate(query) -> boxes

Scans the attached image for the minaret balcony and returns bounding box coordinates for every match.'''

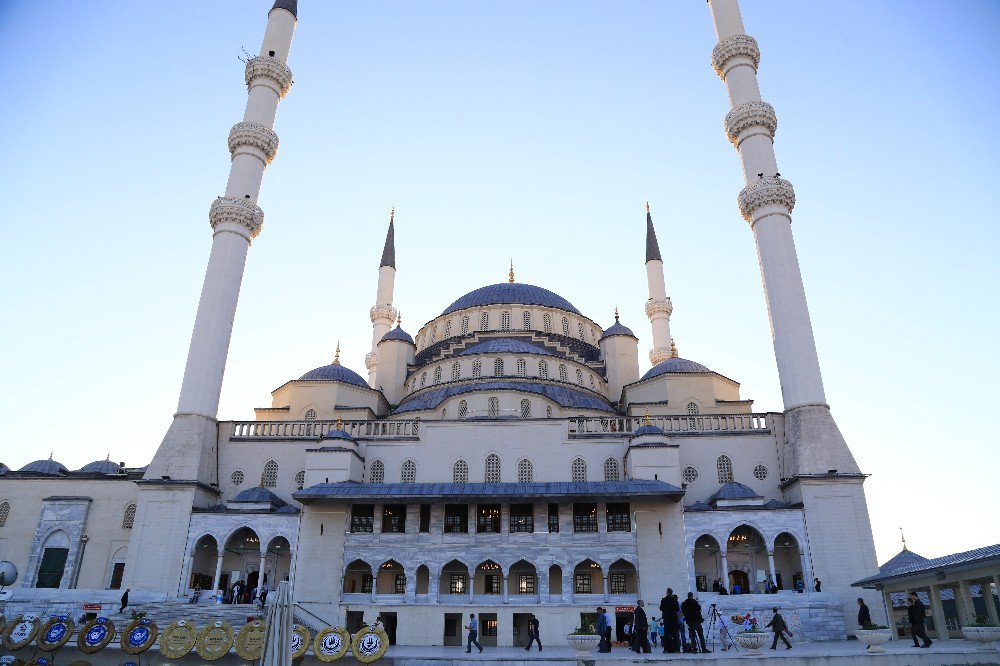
[644,298,673,319]
[711,34,760,80]
[244,56,293,98]
[737,177,796,224]
[228,122,280,164]
[209,196,264,239]
[724,101,777,148]
[370,304,398,324]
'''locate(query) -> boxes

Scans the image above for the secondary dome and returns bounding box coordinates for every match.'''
[20,457,69,475]
[441,283,581,316]
[381,325,414,344]
[457,338,556,357]
[298,362,368,388]
[640,357,711,381]
[79,458,121,474]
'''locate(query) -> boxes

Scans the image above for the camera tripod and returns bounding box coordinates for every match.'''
[705,604,739,653]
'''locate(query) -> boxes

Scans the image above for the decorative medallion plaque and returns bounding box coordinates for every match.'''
[350,625,388,664]
[159,619,198,660]
[196,620,234,661]
[290,624,311,660]
[25,658,48,666]
[120,618,157,655]
[3,615,39,650]
[234,620,266,661]
[0,656,25,666]
[36,616,74,651]
[77,617,115,654]
[313,626,350,662]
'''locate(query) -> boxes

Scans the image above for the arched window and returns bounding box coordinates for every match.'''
[753,464,769,480]
[546,405,552,418]
[561,317,570,335]
[122,503,136,529]
[522,311,531,330]
[441,407,447,419]
[369,460,385,484]
[559,364,568,381]
[294,470,305,490]
[480,312,489,331]
[501,311,511,331]
[461,316,470,335]
[401,460,416,483]
[472,360,482,378]
[589,374,595,389]
[687,402,699,415]
[494,358,504,377]
[485,454,501,483]
[420,372,427,387]
[444,320,452,338]
[516,359,526,377]
[433,366,442,384]
[517,458,533,483]
[231,470,245,486]
[488,397,500,418]
[458,400,469,419]
[682,466,699,483]
[543,313,552,333]
[262,460,278,487]
[571,457,588,482]
[717,455,734,484]
[0,501,8,528]
[304,409,317,420]
[453,460,469,483]
[603,457,620,481]
[590,328,597,342]
[575,369,583,385]
[520,399,531,419]
[451,361,461,381]
[578,322,586,339]
[538,360,548,378]
[431,325,438,342]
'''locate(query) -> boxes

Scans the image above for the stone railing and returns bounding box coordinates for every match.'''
[230,419,420,440]
[569,413,769,437]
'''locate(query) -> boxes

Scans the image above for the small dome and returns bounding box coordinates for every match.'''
[298,362,369,388]
[640,357,711,381]
[600,313,635,340]
[633,424,666,437]
[708,481,761,502]
[685,501,713,512]
[322,428,355,442]
[275,505,301,514]
[19,458,69,475]
[79,458,121,474]
[380,325,414,344]
[441,283,581,316]
[232,487,286,507]
[0,463,8,476]
[457,338,555,357]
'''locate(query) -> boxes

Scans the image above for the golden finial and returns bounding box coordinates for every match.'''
[390,206,395,223]
[900,526,907,551]
[336,417,344,431]
[614,307,620,322]
[259,473,265,488]
[396,313,402,327]
[670,339,678,358]
[644,410,651,426]
[333,341,341,365]
[646,201,651,214]
[508,260,515,283]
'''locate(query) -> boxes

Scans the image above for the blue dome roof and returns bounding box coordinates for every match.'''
[322,428,355,442]
[441,283,581,316]
[708,481,761,502]
[457,338,556,357]
[298,362,369,388]
[19,458,69,475]
[233,486,286,507]
[600,320,635,339]
[380,326,414,344]
[394,380,614,414]
[79,458,121,474]
[633,424,666,436]
[640,357,711,381]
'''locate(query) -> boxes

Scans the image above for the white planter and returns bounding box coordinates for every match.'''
[566,633,601,655]
[733,631,769,655]
[962,626,1000,651]
[855,629,892,653]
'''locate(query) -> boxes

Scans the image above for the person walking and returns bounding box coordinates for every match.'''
[681,592,709,653]
[465,613,483,653]
[766,607,793,650]
[524,614,542,651]
[814,578,822,592]
[649,617,659,647]
[632,600,651,653]
[907,593,933,648]
[118,588,130,614]
[857,597,873,649]
[596,607,611,653]
[659,588,680,653]
[259,580,269,606]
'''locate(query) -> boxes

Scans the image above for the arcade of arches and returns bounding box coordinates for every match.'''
[187,528,292,600]
[693,526,808,593]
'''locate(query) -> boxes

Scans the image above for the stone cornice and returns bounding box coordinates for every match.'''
[644,298,673,318]
[737,177,795,224]
[712,34,760,80]
[724,101,777,148]
[209,196,264,239]
[245,56,293,98]
[228,122,279,164]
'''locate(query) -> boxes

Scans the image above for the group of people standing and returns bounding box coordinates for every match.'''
[228,578,268,605]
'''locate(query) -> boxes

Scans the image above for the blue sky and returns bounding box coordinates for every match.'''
[1,1,997,564]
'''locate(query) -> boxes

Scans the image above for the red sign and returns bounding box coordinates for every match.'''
[615,606,635,613]
[82,604,102,610]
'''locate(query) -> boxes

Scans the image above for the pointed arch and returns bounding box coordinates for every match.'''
[485,453,501,483]
[603,457,620,482]
[401,459,416,483]
[453,459,469,484]
[716,455,734,483]
[122,503,136,529]
[369,459,385,484]
[517,458,533,483]
[262,459,278,487]
[571,457,587,482]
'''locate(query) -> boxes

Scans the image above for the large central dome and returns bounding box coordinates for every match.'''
[441,283,581,316]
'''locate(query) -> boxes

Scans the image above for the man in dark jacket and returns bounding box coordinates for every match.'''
[857,598,872,627]
[681,592,709,653]
[632,600,651,653]
[118,588,129,614]
[524,614,542,651]
[907,593,932,648]
[766,607,792,650]
[596,607,611,653]
[659,588,680,653]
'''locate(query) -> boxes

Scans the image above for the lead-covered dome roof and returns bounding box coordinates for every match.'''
[441,283,581,316]
[20,458,69,475]
[381,325,414,344]
[457,338,556,357]
[298,362,369,388]
[79,458,121,474]
[640,357,711,380]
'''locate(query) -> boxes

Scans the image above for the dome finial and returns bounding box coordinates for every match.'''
[336,416,344,431]
[644,410,651,426]
[334,341,341,365]
[508,260,515,283]
[397,313,402,327]
[49,451,53,460]
[614,307,620,323]
[390,206,395,223]
[646,201,650,214]
[900,526,907,551]
[670,339,678,358]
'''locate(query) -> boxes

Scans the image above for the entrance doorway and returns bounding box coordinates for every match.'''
[728,570,749,594]
[479,613,498,647]
[512,613,531,648]
[443,613,463,647]
[345,611,365,635]
[378,612,397,645]
[615,609,634,643]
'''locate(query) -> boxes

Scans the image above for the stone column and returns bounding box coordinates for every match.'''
[984,578,999,625]
[882,589,896,641]
[799,551,812,592]
[405,569,417,603]
[502,574,509,604]
[538,568,548,605]
[370,568,378,604]
[258,551,267,590]
[958,580,977,626]
[213,552,224,592]
[468,568,475,602]
[720,550,729,589]
[766,551,777,590]
[929,585,950,641]
[603,573,611,602]
[564,568,574,604]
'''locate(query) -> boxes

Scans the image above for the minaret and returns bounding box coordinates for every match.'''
[124,0,297,594]
[366,209,398,386]
[644,203,673,365]
[706,0,859,476]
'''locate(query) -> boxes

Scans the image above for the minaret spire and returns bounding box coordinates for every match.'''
[367,208,399,386]
[379,208,396,268]
[643,202,673,365]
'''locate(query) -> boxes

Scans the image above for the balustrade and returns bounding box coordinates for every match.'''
[230,419,421,440]
[569,413,769,437]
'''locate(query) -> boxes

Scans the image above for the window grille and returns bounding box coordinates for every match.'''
[516,358,526,377]
[589,374,595,389]
[304,409,316,420]
[518,574,536,594]
[520,399,531,419]
[488,397,499,418]
[453,460,469,483]
[610,572,627,594]
[369,460,385,484]
[449,574,467,593]
[485,453,501,482]
[578,322,585,339]
[401,459,416,483]
[394,573,406,594]
[294,470,305,490]
[717,455,734,484]
[574,573,593,594]
[262,460,278,487]
[494,358,503,377]
[590,328,597,342]
[687,402,699,415]
[606,502,631,532]
[433,366,442,384]
[562,318,570,335]
[603,457,620,481]
[501,311,510,331]
[383,505,405,533]
[523,311,531,329]
[350,505,374,533]
[546,405,552,418]
[461,316,470,335]
[575,369,583,385]
[452,361,461,380]
[122,503,136,529]
[444,320,452,337]
[361,574,373,593]
[0,501,8,527]
[571,457,587,482]
[472,360,482,378]
[682,466,699,483]
[510,503,533,532]
[476,505,501,533]
[559,364,568,381]
[480,312,489,331]
[444,504,468,533]
[573,504,597,532]
[753,464,769,480]
[548,503,559,533]
[517,458,533,482]
[231,470,245,486]
[441,407,447,419]
[458,400,468,419]
[543,313,552,333]
[420,372,427,387]
[538,360,548,378]
[431,325,438,342]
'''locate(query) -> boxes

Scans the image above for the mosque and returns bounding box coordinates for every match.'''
[0,0,887,648]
